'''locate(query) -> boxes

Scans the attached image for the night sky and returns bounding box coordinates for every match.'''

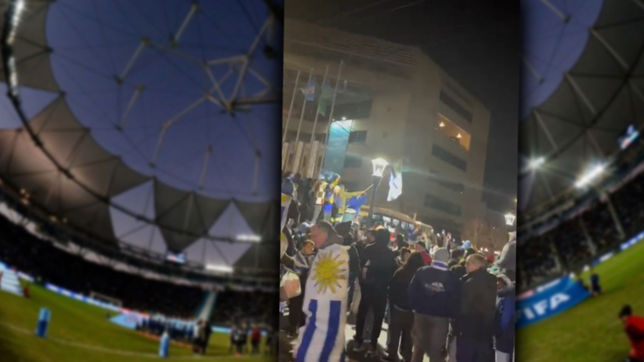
[286,0,519,213]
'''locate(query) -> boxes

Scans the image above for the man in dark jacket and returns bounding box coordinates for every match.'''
[408,248,460,362]
[457,254,497,362]
[494,273,515,362]
[354,228,396,352]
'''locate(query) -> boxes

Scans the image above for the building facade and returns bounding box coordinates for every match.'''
[283,20,490,237]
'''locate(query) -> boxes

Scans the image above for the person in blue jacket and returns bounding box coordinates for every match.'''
[408,248,461,362]
[494,272,515,362]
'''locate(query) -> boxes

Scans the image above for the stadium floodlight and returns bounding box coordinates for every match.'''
[205,264,233,273]
[529,157,545,170]
[236,234,261,242]
[504,213,516,226]
[575,164,606,189]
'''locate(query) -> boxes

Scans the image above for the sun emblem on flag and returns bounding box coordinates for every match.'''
[311,251,347,294]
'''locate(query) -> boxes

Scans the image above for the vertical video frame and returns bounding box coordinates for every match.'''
[280,2,518,362]
[0,0,283,361]
[518,1,644,362]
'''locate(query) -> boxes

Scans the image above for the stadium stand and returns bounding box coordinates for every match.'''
[0,214,276,325]
[519,169,644,291]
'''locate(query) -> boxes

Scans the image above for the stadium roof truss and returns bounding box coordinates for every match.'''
[0,0,282,278]
[520,0,644,223]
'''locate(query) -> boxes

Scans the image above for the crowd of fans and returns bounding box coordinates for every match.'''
[0,213,275,327]
[280,172,517,362]
[519,169,644,291]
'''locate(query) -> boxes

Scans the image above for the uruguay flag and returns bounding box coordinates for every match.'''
[294,243,349,362]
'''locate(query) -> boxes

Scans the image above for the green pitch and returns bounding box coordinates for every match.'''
[517,239,644,362]
[0,284,274,362]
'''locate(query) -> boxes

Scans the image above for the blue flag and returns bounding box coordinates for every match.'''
[301,79,317,101]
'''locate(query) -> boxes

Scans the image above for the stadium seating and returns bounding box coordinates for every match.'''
[0,264,24,297]
[519,170,644,291]
[0,214,276,326]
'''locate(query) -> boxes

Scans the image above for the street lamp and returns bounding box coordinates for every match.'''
[504,213,516,227]
[368,158,389,226]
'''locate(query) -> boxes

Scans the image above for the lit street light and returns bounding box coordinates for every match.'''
[368,158,389,226]
[504,213,516,226]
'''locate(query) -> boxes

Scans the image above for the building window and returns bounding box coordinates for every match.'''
[440,91,473,123]
[429,169,465,193]
[424,194,462,216]
[348,130,368,143]
[436,113,471,151]
[432,145,467,171]
[344,154,363,168]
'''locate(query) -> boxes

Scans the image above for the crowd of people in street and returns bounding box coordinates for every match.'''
[518,169,644,291]
[280,172,516,362]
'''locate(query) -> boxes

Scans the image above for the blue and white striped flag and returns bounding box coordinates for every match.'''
[387,160,403,202]
[294,244,349,362]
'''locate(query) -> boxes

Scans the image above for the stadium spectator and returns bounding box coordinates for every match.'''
[619,305,644,362]
[408,248,460,362]
[387,252,425,362]
[457,254,497,362]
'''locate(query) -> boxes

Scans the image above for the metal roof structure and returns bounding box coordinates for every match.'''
[519,0,644,224]
[0,0,282,279]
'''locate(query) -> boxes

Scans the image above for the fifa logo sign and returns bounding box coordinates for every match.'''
[519,293,570,320]
[516,276,591,328]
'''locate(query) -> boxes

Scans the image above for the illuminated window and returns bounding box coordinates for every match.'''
[440,91,472,122]
[436,113,471,151]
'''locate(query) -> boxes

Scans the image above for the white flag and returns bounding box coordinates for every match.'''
[387,161,403,201]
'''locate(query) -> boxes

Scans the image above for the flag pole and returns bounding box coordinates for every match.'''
[318,60,344,173]
[282,70,300,143]
[295,68,314,144]
[301,65,330,177]
[309,65,329,143]
[291,68,314,174]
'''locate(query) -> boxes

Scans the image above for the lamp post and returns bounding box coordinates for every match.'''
[504,212,516,245]
[368,158,388,227]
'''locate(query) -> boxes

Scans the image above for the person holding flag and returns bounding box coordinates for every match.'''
[331,185,371,224]
[293,221,357,362]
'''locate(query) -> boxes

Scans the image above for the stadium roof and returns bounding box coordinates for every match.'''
[520,0,644,221]
[0,0,282,277]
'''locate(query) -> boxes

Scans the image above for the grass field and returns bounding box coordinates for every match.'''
[517,239,644,362]
[0,284,274,362]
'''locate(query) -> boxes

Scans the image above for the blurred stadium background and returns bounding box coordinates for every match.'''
[518,0,644,361]
[0,0,282,360]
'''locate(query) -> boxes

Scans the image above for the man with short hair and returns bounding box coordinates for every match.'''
[294,221,356,362]
[408,248,461,362]
[456,254,497,362]
[620,305,644,362]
